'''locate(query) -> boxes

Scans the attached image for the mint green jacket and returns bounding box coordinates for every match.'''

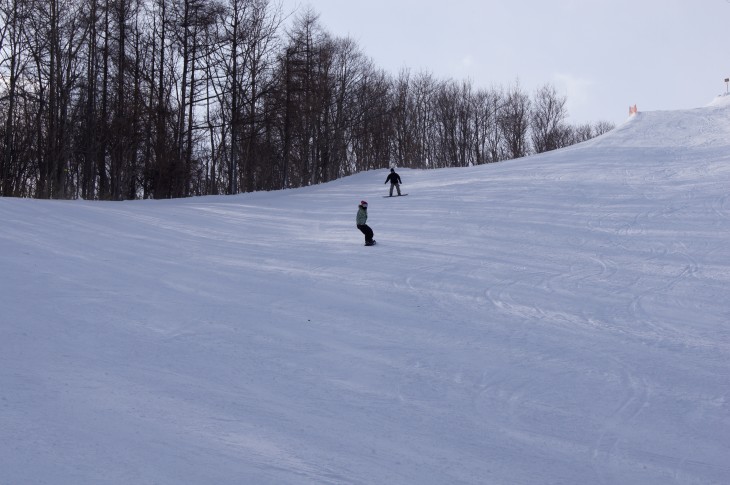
[356,207,368,225]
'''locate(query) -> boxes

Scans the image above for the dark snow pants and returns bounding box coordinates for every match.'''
[357,224,374,244]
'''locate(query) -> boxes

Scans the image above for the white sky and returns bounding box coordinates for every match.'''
[279,0,730,125]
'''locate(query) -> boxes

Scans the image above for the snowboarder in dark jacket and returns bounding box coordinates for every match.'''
[356,200,375,246]
[384,168,402,197]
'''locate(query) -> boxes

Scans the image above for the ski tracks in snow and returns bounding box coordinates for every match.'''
[590,358,652,484]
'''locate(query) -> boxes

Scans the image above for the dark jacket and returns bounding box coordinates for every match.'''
[385,172,402,185]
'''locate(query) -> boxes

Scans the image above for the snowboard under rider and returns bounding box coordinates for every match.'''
[356,200,375,246]
[384,168,402,197]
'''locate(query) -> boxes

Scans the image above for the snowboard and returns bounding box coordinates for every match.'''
[383,194,408,198]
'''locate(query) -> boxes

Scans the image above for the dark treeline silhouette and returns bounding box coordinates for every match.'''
[0,0,614,200]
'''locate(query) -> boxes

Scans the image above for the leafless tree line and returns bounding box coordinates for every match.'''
[0,0,614,199]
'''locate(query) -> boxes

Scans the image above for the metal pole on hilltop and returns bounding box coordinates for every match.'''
[725,78,729,95]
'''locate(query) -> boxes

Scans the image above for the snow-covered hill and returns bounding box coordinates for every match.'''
[2,97,729,484]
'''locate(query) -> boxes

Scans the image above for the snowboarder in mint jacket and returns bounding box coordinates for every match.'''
[384,168,402,197]
[356,200,375,246]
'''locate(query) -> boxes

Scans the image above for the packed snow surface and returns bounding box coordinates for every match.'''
[2,97,730,484]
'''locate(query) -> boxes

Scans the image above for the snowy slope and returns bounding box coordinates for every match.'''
[1,97,729,484]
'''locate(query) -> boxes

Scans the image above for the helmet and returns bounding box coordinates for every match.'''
[390,168,395,172]
[360,200,368,207]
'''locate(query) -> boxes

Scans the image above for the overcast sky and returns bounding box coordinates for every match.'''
[279,0,730,125]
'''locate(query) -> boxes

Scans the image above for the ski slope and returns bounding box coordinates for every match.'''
[1,97,729,484]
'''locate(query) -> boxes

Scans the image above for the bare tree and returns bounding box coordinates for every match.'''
[345,58,391,174]
[593,120,615,136]
[31,0,90,198]
[0,0,33,195]
[500,80,530,160]
[391,68,413,168]
[411,70,437,167]
[530,83,567,153]
[472,86,503,164]
[433,79,459,167]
